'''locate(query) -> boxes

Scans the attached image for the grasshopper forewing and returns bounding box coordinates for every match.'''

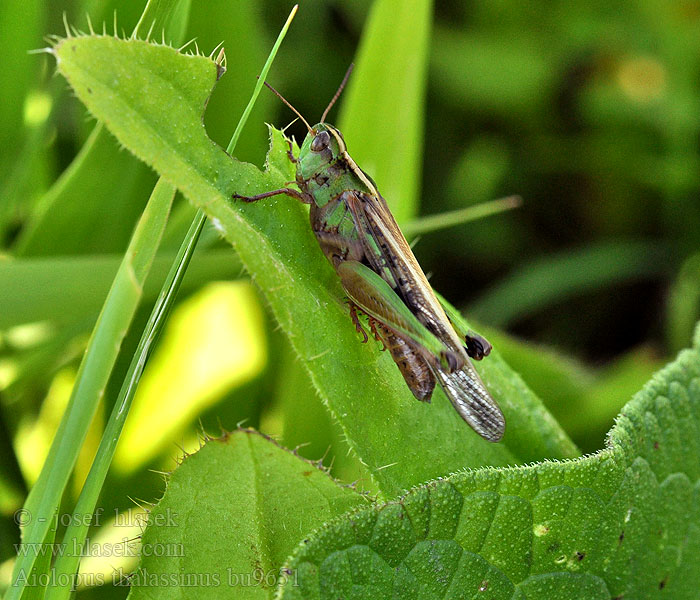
[232,68,505,442]
[342,188,505,441]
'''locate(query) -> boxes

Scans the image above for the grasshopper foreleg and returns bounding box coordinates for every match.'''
[232,187,311,204]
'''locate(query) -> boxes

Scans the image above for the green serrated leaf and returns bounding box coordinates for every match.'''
[52,34,576,499]
[278,331,700,599]
[127,430,366,600]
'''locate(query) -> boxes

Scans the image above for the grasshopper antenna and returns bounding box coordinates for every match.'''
[262,80,313,134]
[320,63,354,123]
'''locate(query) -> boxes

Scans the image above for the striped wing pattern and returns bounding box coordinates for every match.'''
[346,190,505,442]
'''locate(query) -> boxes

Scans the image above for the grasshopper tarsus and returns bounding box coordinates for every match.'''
[464,333,492,361]
[440,350,464,373]
[347,301,369,343]
[285,139,298,164]
[368,318,387,350]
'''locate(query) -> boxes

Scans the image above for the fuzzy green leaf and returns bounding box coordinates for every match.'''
[52,34,576,499]
[278,330,700,599]
[127,430,366,600]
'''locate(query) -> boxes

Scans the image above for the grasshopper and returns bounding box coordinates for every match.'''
[233,67,505,442]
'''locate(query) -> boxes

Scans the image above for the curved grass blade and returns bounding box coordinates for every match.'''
[42,6,298,597]
[6,177,175,600]
[44,210,205,600]
[470,240,670,327]
[402,195,521,237]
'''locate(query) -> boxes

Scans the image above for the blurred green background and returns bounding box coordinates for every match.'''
[2,0,700,596]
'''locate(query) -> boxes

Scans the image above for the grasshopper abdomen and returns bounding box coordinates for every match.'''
[375,325,436,402]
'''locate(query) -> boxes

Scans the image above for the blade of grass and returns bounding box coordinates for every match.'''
[0,250,241,328]
[8,3,195,596]
[0,0,44,237]
[469,240,670,327]
[188,0,272,164]
[15,0,190,258]
[7,5,192,597]
[6,178,175,600]
[402,195,522,237]
[338,0,432,223]
[226,5,298,155]
[14,123,155,257]
[44,6,298,596]
[21,513,57,600]
[44,209,205,600]
[667,252,700,354]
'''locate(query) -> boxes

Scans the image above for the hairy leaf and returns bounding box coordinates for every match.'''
[278,329,700,599]
[52,34,576,498]
[127,430,366,600]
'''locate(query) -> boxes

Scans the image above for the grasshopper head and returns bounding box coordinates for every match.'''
[297,123,345,181]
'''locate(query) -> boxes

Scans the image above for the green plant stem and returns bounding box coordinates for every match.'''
[402,195,522,236]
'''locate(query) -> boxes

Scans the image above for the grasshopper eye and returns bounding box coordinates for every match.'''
[310,131,330,153]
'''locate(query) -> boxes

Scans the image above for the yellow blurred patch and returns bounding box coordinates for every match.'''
[76,507,147,589]
[15,368,74,485]
[617,56,666,103]
[14,368,103,493]
[23,90,52,128]
[114,281,267,473]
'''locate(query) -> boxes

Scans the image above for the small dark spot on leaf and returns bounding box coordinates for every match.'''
[576,551,585,561]
[547,542,561,553]
[653,441,659,449]
[613,595,624,600]
[87,88,92,94]
[302,470,312,476]
[659,575,668,589]
[619,531,625,544]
